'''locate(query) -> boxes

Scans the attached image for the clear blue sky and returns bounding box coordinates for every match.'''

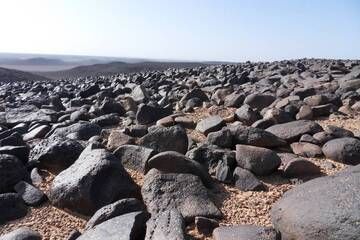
[0,0,359,61]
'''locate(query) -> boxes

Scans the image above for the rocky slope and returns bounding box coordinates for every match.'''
[0,67,49,83]
[0,58,360,240]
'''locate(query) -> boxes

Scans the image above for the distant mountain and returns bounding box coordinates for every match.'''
[37,61,209,79]
[0,67,49,82]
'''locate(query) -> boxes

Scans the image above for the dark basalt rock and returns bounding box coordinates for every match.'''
[29,135,84,173]
[0,193,27,224]
[322,137,360,165]
[139,125,188,154]
[78,211,149,240]
[141,169,222,221]
[271,165,360,240]
[49,145,139,216]
[235,144,281,176]
[85,198,145,230]
[136,104,173,125]
[0,154,27,194]
[145,209,186,240]
[14,181,47,206]
[266,120,323,143]
[0,227,41,240]
[113,144,155,172]
[233,167,266,191]
[213,225,280,240]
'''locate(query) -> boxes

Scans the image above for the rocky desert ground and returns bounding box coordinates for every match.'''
[0,59,360,240]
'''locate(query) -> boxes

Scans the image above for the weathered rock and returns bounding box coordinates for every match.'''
[235,105,260,125]
[233,167,265,191]
[145,151,213,187]
[213,225,280,240]
[50,121,101,141]
[195,116,225,135]
[322,137,360,165]
[78,211,148,240]
[0,227,41,240]
[79,84,100,98]
[0,193,27,224]
[113,144,155,172]
[49,146,139,216]
[23,125,50,141]
[244,94,276,110]
[141,169,222,221]
[282,158,321,178]
[14,181,46,206]
[0,154,27,193]
[136,104,173,125]
[195,216,219,236]
[235,145,281,176]
[139,125,188,154]
[145,209,185,240]
[90,113,120,127]
[290,142,323,158]
[0,146,29,164]
[85,198,144,230]
[106,130,135,151]
[29,136,84,173]
[266,120,323,143]
[271,165,360,240]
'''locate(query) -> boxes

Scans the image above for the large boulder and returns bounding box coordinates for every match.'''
[0,154,27,193]
[266,120,323,143]
[322,137,360,165]
[145,209,185,240]
[141,169,222,221]
[271,165,360,240]
[29,136,84,173]
[78,211,148,240]
[49,145,139,216]
[235,145,281,176]
[139,125,188,154]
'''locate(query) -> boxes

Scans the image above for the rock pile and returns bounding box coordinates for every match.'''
[0,59,360,239]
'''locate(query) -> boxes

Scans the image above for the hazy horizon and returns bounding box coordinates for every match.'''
[1,0,359,62]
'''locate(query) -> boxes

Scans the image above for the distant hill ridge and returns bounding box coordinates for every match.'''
[36,61,209,79]
[0,67,49,82]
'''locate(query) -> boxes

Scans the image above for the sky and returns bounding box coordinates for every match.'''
[0,0,359,62]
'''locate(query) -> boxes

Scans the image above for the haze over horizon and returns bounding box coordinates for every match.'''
[1,0,359,62]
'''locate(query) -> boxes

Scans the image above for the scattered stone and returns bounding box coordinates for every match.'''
[322,137,360,165]
[266,120,323,143]
[196,116,225,135]
[235,144,281,176]
[213,225,280,240]
[14,181,46,206]
[290,142,323,158]
[233,167,266,191]
[195,216,219,236]
[0,154,27,193]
